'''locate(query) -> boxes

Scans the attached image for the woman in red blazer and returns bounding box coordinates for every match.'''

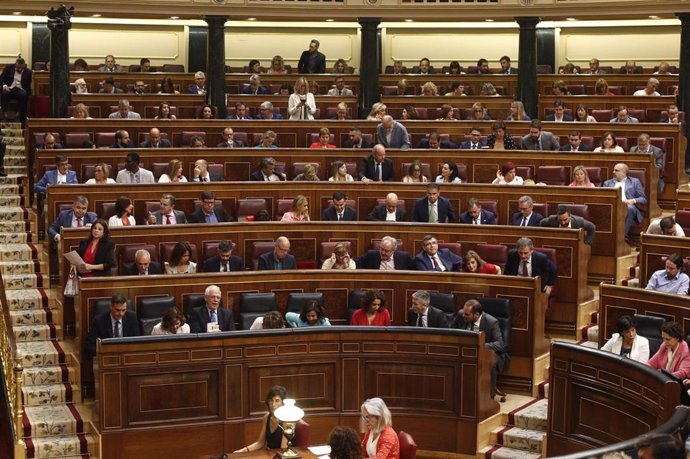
[647,321,690,379]
[360,397,399,459]
[350,290,391,326]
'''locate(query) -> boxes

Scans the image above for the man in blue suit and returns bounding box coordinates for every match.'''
[459,127,487,150]
[188,285,236,333]
[459,198,497,225]
[240,74,268,95]
[415,235,462,272]
[34,155,79,194]
[376,116,410,149]
[1,57,32,119]
[505,237,557,295]
[226,103,253,120]
[48,195,98,242]
[510,195,544,227]
[412,183,457,223]
[255,101,284,120]
[603,162,647,239]
[187,71,207,95]
[257,237,297,271]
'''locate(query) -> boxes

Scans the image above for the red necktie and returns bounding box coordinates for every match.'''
[165,215,172,225]
[521,261,528,277]
[76,217,83,227]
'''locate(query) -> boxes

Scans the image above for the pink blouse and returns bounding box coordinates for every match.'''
[569,181,596,188]
[280,212,310,222]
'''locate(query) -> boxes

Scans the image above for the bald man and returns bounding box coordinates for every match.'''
[140,128,171,148]
[257,237,297,270]
[367,193,407,221]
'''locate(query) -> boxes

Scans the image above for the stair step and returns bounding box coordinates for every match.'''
[6,288,50,309]
[23,383,76,406]
[16,341,66,367]
[510,399,548,432]
[24,365,75,386]
[481,445,541,459]
[4,272,45,289]
[536,381,549,400]
[13,324,59,341]
[491,426,545,454]
[25,433,96,458]
[10,308,54,326]
[0,259,43,276]
[23,404,86,438]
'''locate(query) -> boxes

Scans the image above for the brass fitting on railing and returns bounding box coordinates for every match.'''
[13,355,24,452]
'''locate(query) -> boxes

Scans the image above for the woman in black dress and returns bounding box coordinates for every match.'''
[234,385,289,452]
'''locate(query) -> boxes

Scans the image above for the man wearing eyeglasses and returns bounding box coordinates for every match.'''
[189,191,234,224]
[257,237,297,271]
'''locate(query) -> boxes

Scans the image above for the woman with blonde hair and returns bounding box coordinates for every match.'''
[421,81,438,96]
[569,165,595,188]
[281,195,310,222]
[158,159,187,183]
[367,102,387,121]
[85,163,114,184]
[480,82,498,96]
[402,160,429,183]
[595,78,615,96]
[288,76,317,120]
[268,55,287,74]
[506,101,530,121]
[71,103,92,119]
[329,160,354,182]
[322,242,356,270]
[360,397,399,459]
[467,102,491,121]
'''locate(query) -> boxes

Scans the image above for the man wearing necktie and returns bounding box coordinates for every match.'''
[84,293,140,358]
[147,193,187,225]
[412,183,457,223]
[407,290,449,328]
[48,195,97,243]
[504,237,556,296]
[460,128,487,150]
[359,145,395,182]
[321,191,357,221]
[201,240,245,273]
[510,195,544,227]
[415,234,462,272]
[521,120,560,151]
[327,76,354,96]
[188,285,236,333]
[630,133,665,193]
[459,198,497,225]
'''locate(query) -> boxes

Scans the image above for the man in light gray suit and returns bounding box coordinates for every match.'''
[630,133,665,193]
[115,152,155,184]
[376,115,410,150]
[521,120,560,151]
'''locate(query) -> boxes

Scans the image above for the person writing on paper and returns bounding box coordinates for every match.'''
[76,219,114,277]
[360,397,400,459]
[151,308,190,335]
[234,385,289,453]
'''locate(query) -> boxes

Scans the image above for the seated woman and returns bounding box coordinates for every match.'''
[197,104,215,120]
[151,308,190,335]
[333,58,348,73]
[593,131,624,153]
[158,159,188,183]
[560,63,578,75]
[328,160,354,182]
[467,102,492,121]
[164,242,196,274]
[71,103,92,120]
[85,163,115,184]
[234,386,289,453]
[646,321,690,379]
[108,196,136,227]
[310,127,336,149]
[480,82,499,96]
[293,163,320,181]
[281,195,310,222]
[366,102,386,121]
[435,161,462,184]
[158,76,179,94]
[322,242,356,270]
[401,105,419,120]
[594,78,615,96]
[248,59,261,74]
[286,300,331,327]
[402,160,429,183]
[506,101,530,121]
[421,81,438,96]
[446,61,463,75]
[309,80,320,95]
[250,311,286,330]
[486,120,517,150]
[464,250,501,274]
[254,130,278,149]
[155,102,177,120]
[437,104,456,121]
[569,165,596,188]
[601,315,650,363]
[328,426,362,459]
[350,289,391,326]
[552,79,571,96]
[360,397,400,459]
[73,58,88,71]
[492,161,524,185]
[268,55,287,74]
[574,104,597,123]
[76,219,114,277]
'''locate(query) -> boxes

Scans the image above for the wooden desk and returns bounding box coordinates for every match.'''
[202,448,318,459]
[638,233,690,289]
[538,95,678,121]
[378,74,519,99]
[380,95,514,120]
[536,74,679,98]
[675,189,690,212]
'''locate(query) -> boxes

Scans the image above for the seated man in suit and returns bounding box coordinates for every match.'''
[505,237,556,296]
[34,154,79,194]
[49,195,98,242]
[110,129,137,149]
[521,119,560,151]
[201,240,245,273]
[116,152,155,184]
[459,127,487,150]
[367,193,407,222]
[539,204,596,245]
[108,99,141,119]
[146,193,187,225]
[545,99,573,122]
[330,102,350,121]
[416,132,458,149]
[216,127,245,148]
[511,195,544,227]
[124,249,163,275]
[343,128,373,149]
[140,128,171,148]
[415,234,462,272]
[1,57,32,120]
[559,130,591,152]
[257,237,297,271]
[376,115,410,149]
[189,190,234,223]
[98,54,124,72]
[37,133,63,150]
[327,76,354,96]
[359,144,395,182]
[322,191,357,221]
[98,76,123,94]
[452,299,509,399]
[188,285,236,333]
[187,71,207,95]
[356,235,414,270]
[460,198,497,225]
[192,159,223,182]
[412,183,457,223]
[407,290,449,328]
[85,292,139,358]
[603,162,647,239]
[226,102,253,120]
[255,101,283,120]
[241,74,268,95]
[646,216,685,237]
[610,105,639,123]
[630,133,665,193]
[250,157,286,182]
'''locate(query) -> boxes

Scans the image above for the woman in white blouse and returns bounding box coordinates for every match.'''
[288,76,316,120]
[151,308,190,335]
[328,160,354,182]
[593,131,625,153]
[85,163,115,184]
[600,315,650,363]
[158,159,188,183]
[108,196,136,227]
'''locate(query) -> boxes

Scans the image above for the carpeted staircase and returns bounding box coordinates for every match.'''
[0,123,96,458]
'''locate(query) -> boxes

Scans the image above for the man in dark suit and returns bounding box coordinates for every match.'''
[189,191,235,223]
[216,127,245,148]
[1,57,32,118]
[499,56,518,75]
[407,290,449,328]
[367,193,407,222]
[257,237,297,271]
[123,249,163,275]
[376,116,410,149]
[452,299,509,399]
[545,100,574,122]
[255,101,284,120]
[343,128,373,149]
[240,74,269,95]
[37,133,63,150]
[510,195,544,227]
[110,129,137,149]
[539,205,596,245]
[187,71,207,95]
[188,285,236,333]
[416,132,458,149]
[192,159,223,182]
[415,235,462,272]
[297,39,326,74]
[226,103,253,120]
[85,293,140,358]
[356,235,414,270]
[250,157,286,182]
[140,128,171,148]
[521,120,560,151]
[322,191,357,221]
[34,154,79,194]
[559,130,592,152]
[459,127,487,150]
[504,237,557,295]
[603,162,647,238]
[459,198,497,225]
[48,195,97,242]
[146,193,187,225]
[201,240,245,273]
[359,145,395,182]
[631,133,665,193]
[412,183,457,223]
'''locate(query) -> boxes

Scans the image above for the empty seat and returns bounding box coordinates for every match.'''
[567,85,585,95]
[347,289,367,322]
[633,314,666,356]
[236,199,268,222]
[675,210,690,235]
[292,420,311,447]
[591,109,614,122]
[585,167,604,186]
[428,292,456,323]
[398,431,418,459]
[64,132,92,148]
[475,244,509,272]
[137,296,176,335]
[239,292,278,330]
[95,132,115,148]
[515,166,533,181]
[287,292,324,314]
[96,202,116,221]
[438,242,462,258]
[162,64,185,72]
[152,163,169,181]
[536,166,566,186]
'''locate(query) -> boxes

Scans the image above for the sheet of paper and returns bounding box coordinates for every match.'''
[63,250,85,265]
[308,445,331,456]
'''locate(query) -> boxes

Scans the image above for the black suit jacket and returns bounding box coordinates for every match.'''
[343,138,374,149]
[559,143,592,152]
[452,312,509,371]
[504,250,557,291]
[85,310,139,357]
[407,306,450,328]
[0,65,32,94]
[321,206,357,221]
[140,139,172,148]
[216,140,245,148]
[459,209,497,225]
[510,211,544,227]
[257,252,297,270]
[201,255,245,273]
[78,238,115,276]
[110,140,137,149]
[366,205,407,222]
[416,138,458,149]
[297,50,326,73]
[539,214,596,245]
[226,115,254,120]
[188,207,235,223]
[356,250,414,270]
[188,305,236,333]
[459,140,487,150]
[545,114,574,122]
[358,156,395,181]
[412,197,457,223]
[123,261,163,276]
[250,170,285,182]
